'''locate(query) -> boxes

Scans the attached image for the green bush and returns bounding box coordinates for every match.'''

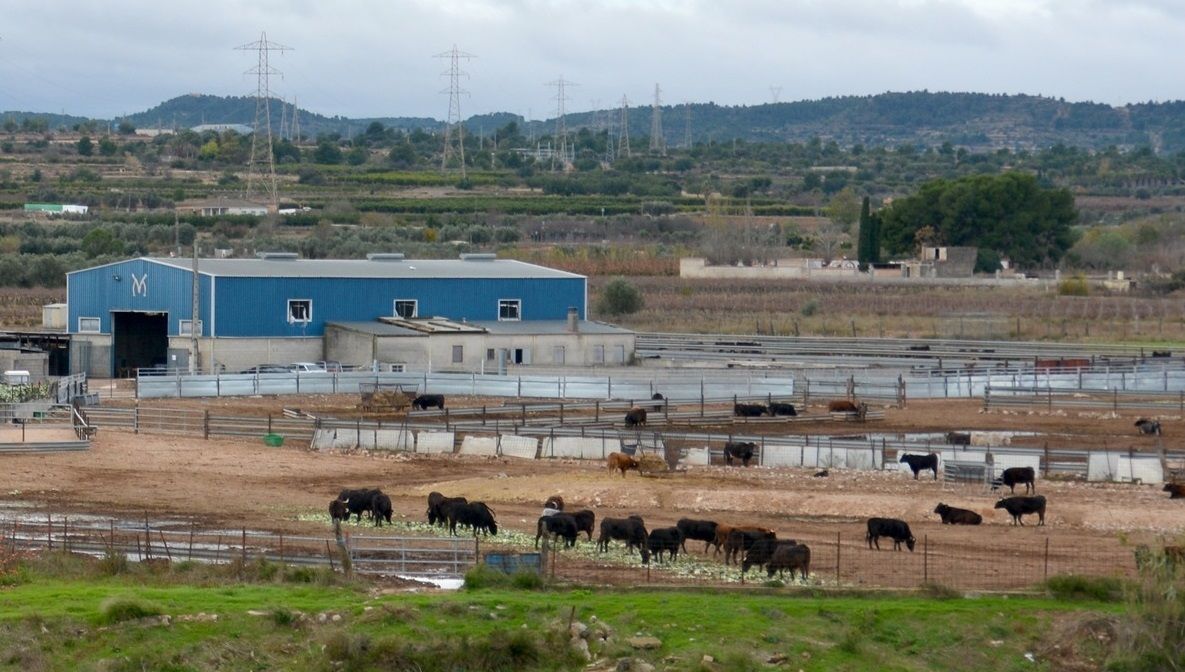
[800,299,820,317]
[1046,574,1123,602]
[98,597,162,624]
[596,277,644,316]
[1058,275,1090,296]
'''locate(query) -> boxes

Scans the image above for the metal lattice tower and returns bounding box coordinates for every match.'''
[235,32,290,212]
[546,76,576,170]
[435,45,475,177]
[617,95,631,159]
[649,83,665,156]
[770,85,782,104]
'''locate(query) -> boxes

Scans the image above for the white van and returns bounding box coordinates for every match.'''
[288,362,327,373]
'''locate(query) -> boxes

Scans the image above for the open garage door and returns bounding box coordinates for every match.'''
[112,311,168,377]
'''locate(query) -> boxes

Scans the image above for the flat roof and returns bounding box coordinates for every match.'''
[328,320,631,337]
[72,257,585,281]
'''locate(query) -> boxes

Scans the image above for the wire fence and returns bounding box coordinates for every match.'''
[985,385,1185,413]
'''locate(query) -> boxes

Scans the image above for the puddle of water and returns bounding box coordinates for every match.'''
[397,574,463,590]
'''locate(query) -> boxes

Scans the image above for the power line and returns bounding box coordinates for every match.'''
[235,31,290,212]
[435,44,475,178]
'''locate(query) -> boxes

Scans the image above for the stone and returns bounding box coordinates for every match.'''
[570,621,589,639]
[767,653,788,664]
[570,636,591,661]
[627,636,662,650]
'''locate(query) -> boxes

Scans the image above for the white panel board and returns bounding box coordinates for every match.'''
[311,429,335,451]
[459,436,499,457]
[761,444,804,468]
[375,429,413,451]
[1118,456,1164,485]
[332,430,359,450]
[845,445,882,470]
[971,431,1014,447]
[680,447,710,466]
[498,435,539,459]
[1088,452,1121,482]
[417,432,455,454]
[544,437,621,460]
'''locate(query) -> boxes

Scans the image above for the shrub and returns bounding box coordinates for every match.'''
[464,563,510,590]
[1058,274,1090,296]
[1108,550,1185,670]
[596,277,644,316]
[1046,574,1123,602]
[800,299,820,317]
[99,597,162,624]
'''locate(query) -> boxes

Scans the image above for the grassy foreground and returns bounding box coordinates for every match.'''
[0,553,1126,672]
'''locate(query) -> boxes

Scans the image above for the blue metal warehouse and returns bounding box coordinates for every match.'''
[66,253,590,376]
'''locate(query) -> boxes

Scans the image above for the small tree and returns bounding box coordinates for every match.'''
[76,136,93,156]
[597,278,643,317]
[856,196,872,270]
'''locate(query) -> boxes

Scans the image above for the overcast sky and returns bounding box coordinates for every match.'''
[3,0,1184,121]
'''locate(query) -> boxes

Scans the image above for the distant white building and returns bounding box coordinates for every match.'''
[177,197,268,217]
[191,123,254,135]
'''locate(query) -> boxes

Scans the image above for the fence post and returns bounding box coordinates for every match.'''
[1113,389,1118,412]
[1044,537,1050,580]
[241,528,247,567]
[835,531,841,584]
[1043,442,1050,477]
[923,535,928,584]
[46,513,52,551]
[1047,386,1052,412]
[133,404,139,434]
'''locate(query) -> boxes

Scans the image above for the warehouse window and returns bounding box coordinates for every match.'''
[498,299,521,321]
[394,299,418,319]
[78,317,101,333]
[452,345,464,364]
[178,319,203,337]
[287,299,311,324]
[486,348,496,361]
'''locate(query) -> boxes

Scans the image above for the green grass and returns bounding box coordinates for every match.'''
[0,552,1126,672]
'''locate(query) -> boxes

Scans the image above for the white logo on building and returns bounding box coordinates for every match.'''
[131,273,148,297]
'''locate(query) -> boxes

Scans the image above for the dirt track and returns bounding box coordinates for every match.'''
[1,397,1181,589]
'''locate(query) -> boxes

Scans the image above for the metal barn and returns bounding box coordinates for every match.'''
[66,253,590,376]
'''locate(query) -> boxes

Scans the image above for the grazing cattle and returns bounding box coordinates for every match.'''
[651,392,665,412]
[427,494,468,527]
[934,503,982,525]
[992,466,1036,495]
[723,441,757,467]
[866,517,916,552]
[995,495,1047,526]
[734,403,768,418]
[768,402,798,417]
[945,431,971,446]
[624,407,648,428]
[676,518,719,553]
[645,527,683,564]
[535,514,578,549]
[448,501,498,536]
[543,495,565,511]
[607,451,641,477]
[328,499,348,524]
[411,394,445,410]
[339,488,382,522]
[570,509,596,541]
[1163,483,1185,499]
[766,543,811,580]
[740,537,799,575]
[1136,418,1163,436]
[723,526,777,565]
[371,493,393,527]
[827,399,860,413]
[899,452,939,480]
[597,516,648,557]
[813,469,830,478]
[1152,351,1172,358]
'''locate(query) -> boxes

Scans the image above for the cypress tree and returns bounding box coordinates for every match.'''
[857,196,872,270]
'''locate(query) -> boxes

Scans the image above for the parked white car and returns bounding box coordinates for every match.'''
[288,362,328,373]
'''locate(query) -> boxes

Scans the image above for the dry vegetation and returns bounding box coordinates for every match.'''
[591,276,1185,342]
[0,288,65,327]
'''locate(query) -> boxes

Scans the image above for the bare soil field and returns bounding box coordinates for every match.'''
[1,398,1181,589]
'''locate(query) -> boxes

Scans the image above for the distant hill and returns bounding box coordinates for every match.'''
[7,91,1185,152]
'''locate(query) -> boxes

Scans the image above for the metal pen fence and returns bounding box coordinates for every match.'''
[985,385,1185,413]
[0,514,477,579]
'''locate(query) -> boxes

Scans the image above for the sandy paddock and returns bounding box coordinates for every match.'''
[0,397,1181,589]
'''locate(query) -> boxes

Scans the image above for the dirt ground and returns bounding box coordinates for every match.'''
[1,397,1181,589]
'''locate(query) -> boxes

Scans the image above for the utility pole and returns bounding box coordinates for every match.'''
[436,45,475,178]
[547,76,576,170]
[649,83,665,156]
[190,240,200,374]
[235,32,290,213]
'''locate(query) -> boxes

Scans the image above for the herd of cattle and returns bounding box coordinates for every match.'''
[324,395,1183,582]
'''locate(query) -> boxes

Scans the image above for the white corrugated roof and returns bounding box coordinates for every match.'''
[137,257,584,280]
